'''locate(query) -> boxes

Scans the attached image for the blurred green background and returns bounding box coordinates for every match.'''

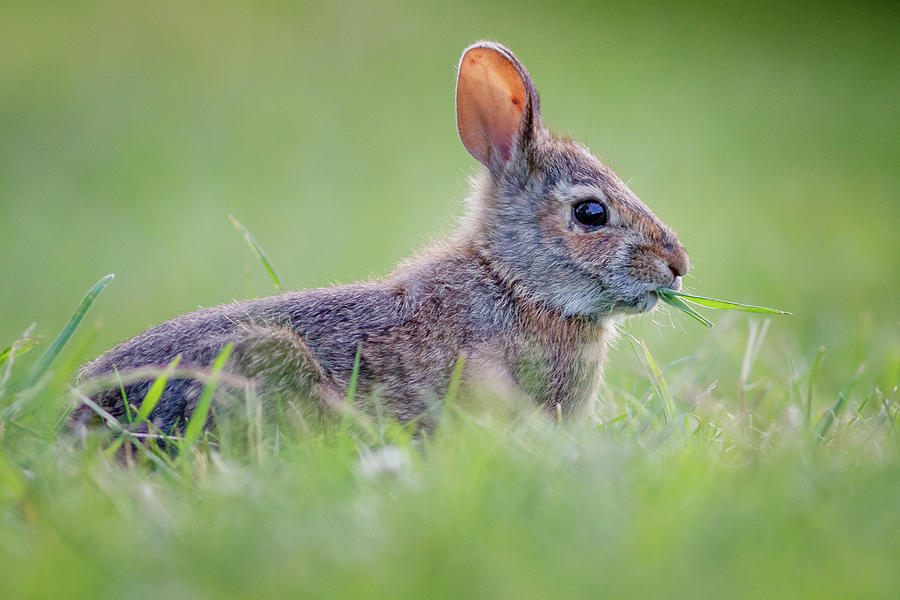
[1,0,898,379]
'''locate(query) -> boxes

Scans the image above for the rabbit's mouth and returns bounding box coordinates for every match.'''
[630,274,683,311]
[613,290,661,315]
[619,276,683,315]
[620,276,682,315]
[634,292,661,314]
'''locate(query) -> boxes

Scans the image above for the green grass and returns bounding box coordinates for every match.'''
[1,1,898,598]
[229,215,282,290]
[0,308,898,598]
[18,274,114,392]
[656,288,792,328]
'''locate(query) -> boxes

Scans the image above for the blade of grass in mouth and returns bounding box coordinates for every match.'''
[660,290,792,315]
[655,289,714,327]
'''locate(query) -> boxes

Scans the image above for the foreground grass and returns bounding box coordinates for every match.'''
[1,308,898,600]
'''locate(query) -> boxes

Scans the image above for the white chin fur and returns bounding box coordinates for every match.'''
[558,282,661,319]
[613,292,659,316]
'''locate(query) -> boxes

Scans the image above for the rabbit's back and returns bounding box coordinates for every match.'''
[77,249,520,429]
[79,284,389,382]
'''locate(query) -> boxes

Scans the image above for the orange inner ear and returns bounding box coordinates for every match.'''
[456,46,527,165]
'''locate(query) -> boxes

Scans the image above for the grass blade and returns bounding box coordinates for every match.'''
[806,346,826,425]
[229,214,282,290]
[0,336,38,369]
[739,319,770,387]
[114,366,132,423]
[19,274,114,391]
[665,290,792,315]
[638,339,676,423]
[346,343,362,407]
[814,363,865,442]
[181,343,233,451]
[1,325,37,399]
[815,391,847,442]
[656,289,713,327]
[135,355,183,424]
[443,352,467,415]
[339,344,363,436]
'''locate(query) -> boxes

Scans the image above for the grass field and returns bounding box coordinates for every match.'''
[1,1,898,598]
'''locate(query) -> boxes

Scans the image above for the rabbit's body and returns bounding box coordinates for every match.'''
[75,42,688,433]
[79,231,610,432]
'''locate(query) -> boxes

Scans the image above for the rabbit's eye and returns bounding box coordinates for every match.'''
[573,200,608,227]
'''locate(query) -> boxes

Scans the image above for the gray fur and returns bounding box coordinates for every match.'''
[74,42,689,434]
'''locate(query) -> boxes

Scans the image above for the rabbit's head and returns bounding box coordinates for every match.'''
[456,42,689,320]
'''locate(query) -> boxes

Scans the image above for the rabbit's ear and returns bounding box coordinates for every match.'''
[456,42,542,169]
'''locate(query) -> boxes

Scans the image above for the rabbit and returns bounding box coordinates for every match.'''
[72,41,689,435]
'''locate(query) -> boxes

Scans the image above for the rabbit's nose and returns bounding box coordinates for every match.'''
[666,247,689,282]
[668,263,682,280]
